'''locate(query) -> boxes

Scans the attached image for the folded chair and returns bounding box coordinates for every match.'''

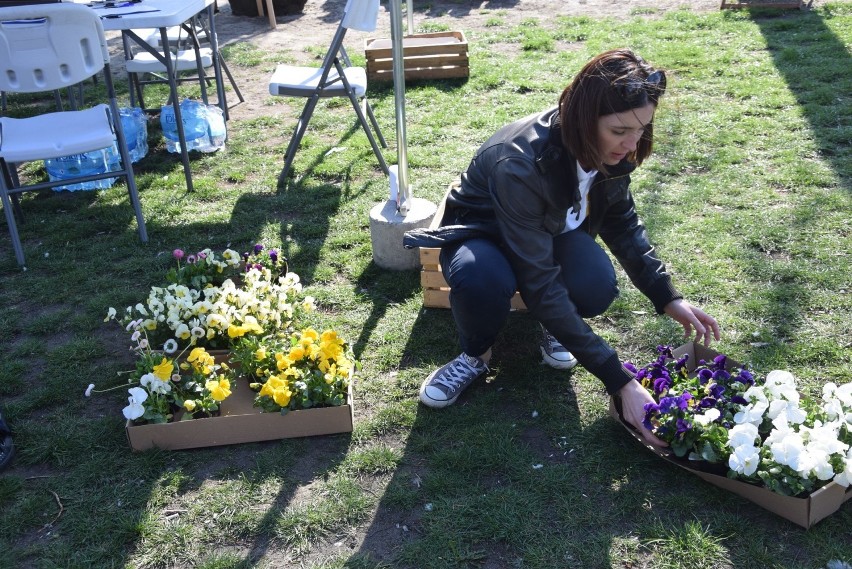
[125,16,244,115]
[0,3,148,267]
[268,0,388,187]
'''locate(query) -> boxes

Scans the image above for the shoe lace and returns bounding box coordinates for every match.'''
[544,329,563,350]
[434,356,484,390]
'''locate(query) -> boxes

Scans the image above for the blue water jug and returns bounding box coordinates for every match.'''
[44,148,118,192]
[160,99,210,153]
[120,107,148,163]
[198,105,226,153]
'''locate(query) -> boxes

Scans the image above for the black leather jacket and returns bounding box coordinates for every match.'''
[405,107,682,394]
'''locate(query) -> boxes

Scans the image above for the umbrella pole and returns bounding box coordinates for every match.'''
[389,0,410,214]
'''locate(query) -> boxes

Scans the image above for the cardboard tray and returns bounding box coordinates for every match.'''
[126,380,354,451]
[610,341,852,529]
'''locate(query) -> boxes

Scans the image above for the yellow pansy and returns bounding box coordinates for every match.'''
[206,377,231,402]
[187,347,214,374]
[153,358,174,381]
[275,352,292,371]
[183,400,197,412]
[272,386,292,407]
[289,345,306,361]
[228,324,247,338]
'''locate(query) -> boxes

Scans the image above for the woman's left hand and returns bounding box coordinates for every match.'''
[663,299,721,347]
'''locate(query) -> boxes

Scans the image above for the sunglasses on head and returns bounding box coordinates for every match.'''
[618,69,667,101]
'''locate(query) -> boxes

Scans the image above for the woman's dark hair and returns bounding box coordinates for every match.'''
[559,48,666,173]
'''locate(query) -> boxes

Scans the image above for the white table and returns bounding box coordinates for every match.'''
[89,0,228,192]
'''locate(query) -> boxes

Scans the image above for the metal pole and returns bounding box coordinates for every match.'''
[389,0,411,215]
[406,0,414,35]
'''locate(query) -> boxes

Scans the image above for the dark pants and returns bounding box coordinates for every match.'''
[440,229,619,357]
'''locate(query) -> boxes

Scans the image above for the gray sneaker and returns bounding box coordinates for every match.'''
[539,324,578,370]
[419,353,488,408]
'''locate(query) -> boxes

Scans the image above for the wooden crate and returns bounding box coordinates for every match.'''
[419,182,525,310]
[420,247,526,310]
[720,0,803,8]
[365,31,469,82]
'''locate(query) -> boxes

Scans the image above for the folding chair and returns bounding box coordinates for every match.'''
[268,0,388,187]
[0,3,148,267]
[124,16,244,115]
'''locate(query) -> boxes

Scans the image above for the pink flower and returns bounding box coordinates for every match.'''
[173,249,185,260]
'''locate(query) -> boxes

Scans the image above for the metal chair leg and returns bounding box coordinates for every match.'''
[0,160,25,266]
[364,100,387,148]
[278,94,321,188]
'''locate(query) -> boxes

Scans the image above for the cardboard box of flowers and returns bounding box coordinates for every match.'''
[91,245,356,451]
[611,342,852,529]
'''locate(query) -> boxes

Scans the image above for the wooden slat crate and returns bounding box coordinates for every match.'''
[419,183,526,310]
[720,0,803,8]
[365,31,469,82]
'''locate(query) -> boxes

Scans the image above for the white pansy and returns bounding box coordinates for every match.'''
[134,303,149,316]
[838,383,852,405]
[807,449,835,481]
[744,384,768,403]
[104,307,117,322]
[122,387,148,420]
[140,373,172,395]
[803,422,848,455]
[768,432,805,468]
[833,450,852,487]
[728,423,759,448]
[734,400,768,425]
[764,370,799,403]
[770,401,807,429]
[693,408,721,426]
[729,444,760,476]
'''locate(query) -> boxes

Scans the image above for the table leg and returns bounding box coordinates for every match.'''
[158,26,195,192]
[206,3,228,121]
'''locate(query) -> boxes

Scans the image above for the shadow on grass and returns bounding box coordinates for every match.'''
[752,5,852,195]
[337,309,680,568]
[741,6,851,345]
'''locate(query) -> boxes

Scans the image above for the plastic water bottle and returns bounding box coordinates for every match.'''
[44,148,118,192]
[119,107,148,163]
[199,105,226,153]
[160,99,210,153]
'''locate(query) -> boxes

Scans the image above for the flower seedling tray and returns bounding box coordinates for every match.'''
[610,341,852,529]
[364,31,469,82]
[126,380,354,451]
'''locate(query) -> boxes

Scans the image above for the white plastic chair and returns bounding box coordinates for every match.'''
[124,17,243,114]
[0,3,148,267]
[268,0,388,187]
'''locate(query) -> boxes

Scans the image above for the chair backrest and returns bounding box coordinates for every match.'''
[0,3,109,94]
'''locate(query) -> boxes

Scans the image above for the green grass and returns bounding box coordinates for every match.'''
[1,3,851,568]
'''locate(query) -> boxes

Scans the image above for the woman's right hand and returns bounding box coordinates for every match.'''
[616,379,668,448]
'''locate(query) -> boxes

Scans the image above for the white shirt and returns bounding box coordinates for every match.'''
[563,161,597,232]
